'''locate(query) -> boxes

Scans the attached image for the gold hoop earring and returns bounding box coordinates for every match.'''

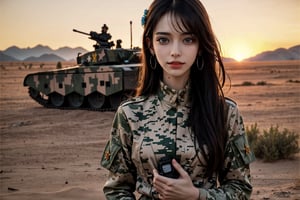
[196,56,204,71]
[150,55,157,70]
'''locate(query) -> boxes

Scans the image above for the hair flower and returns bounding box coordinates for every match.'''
[141,9,148,27]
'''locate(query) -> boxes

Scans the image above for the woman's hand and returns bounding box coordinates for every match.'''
[153,159,199,200]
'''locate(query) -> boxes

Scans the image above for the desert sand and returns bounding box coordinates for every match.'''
[0,61,299,200]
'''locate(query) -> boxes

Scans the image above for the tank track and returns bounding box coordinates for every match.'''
[27,88,116,112]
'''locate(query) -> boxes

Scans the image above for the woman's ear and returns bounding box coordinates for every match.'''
[146,37,155,55]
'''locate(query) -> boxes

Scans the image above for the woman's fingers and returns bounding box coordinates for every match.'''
[171,159,188,178]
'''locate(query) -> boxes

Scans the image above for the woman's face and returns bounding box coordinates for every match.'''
[151,13,199,88]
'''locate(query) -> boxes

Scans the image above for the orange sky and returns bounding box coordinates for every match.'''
[1,0,299,61]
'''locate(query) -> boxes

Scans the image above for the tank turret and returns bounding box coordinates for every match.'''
[23,24,140,111]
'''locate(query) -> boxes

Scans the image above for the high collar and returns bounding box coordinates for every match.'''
[158,81,190,107]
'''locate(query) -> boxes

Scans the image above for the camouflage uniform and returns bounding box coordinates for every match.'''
[101,82,255,200]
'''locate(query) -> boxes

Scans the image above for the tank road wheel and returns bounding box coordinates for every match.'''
[50,93,64,107]
[109,93,126,110]
[87,92,105,109]
[67,93,84,108]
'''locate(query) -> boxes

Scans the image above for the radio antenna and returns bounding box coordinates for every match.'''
[130,21,133,49]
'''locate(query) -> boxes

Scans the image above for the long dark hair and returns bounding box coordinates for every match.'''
[137,0,228,179]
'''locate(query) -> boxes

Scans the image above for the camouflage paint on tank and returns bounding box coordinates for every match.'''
[78,49,138,65]
[29,72,54,95]
[24,65,129,96]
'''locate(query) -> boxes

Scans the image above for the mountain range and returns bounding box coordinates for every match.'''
[0,45,88,62]
[245,45,300,61]
[0,44,299,62]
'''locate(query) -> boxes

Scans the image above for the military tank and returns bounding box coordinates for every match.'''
[23,24,140,111]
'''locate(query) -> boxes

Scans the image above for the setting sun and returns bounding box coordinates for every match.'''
[232,52,248,62]
[228,44,252,62]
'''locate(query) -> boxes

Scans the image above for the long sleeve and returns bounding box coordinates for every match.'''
[198,102,255,200]
[101,106,137,200]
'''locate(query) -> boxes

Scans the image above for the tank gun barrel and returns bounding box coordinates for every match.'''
[73,29,90,36]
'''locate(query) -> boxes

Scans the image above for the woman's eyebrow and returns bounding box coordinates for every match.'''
[155,32,193,36]
[155,32,170,35]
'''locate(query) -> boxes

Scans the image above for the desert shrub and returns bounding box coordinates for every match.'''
[40,63,45,69]
[242,81,254,86]
[287,79,300,83]
[246,124,300,162]
[56,61,62,69]
[246,123,259,150]
[22,63,27,69]
[241,81,254,86]
[256,81,267,86]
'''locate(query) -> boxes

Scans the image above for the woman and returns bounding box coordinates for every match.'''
[101,0,255,199]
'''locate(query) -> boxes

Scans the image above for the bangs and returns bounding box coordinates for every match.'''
[167,12,189,33]
[168,9,194,34]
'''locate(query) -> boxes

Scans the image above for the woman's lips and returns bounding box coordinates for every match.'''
[168,61,184,68]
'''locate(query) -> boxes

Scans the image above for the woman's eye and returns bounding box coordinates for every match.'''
[157,37,169,45]
[183,37,195,44]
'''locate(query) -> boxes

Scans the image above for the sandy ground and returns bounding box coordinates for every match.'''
[0,61,299,200]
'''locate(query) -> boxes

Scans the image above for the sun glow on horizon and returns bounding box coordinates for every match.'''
[226,43,253,62]
[232,52,248,62]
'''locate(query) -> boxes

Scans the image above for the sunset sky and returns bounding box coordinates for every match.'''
[1,0,299,61]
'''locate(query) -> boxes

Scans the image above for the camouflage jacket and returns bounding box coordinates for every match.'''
[101,82,255,200]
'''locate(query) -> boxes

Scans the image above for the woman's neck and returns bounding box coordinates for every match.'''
[163,74,189,90]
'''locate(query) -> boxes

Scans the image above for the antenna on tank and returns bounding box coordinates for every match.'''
[130,21,133,49]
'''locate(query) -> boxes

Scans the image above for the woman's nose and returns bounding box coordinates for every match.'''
[171,42,181,57]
